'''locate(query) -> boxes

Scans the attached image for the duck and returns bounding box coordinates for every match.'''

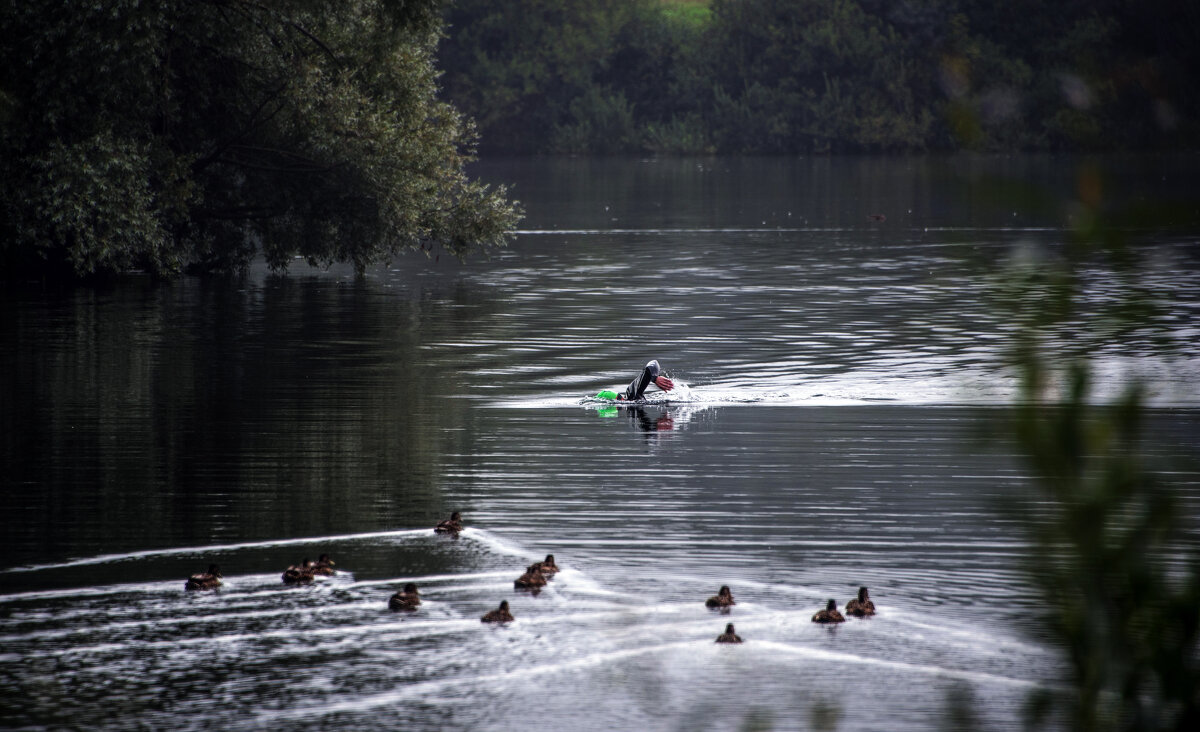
[845,586,876,617]
[867,213,886,222]
[434,511,463,534]
[388,582,421,611]
[705,585,736,609]
[514,563,548,589]
[534,554,559,578]
[184,564,222,591]
[282,558,316,585]
[716,623,743,643]
[311,554,337,576]
[481,600,514,623]
[812,599,846,623]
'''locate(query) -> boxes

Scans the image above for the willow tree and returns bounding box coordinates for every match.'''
[0,0,521,279]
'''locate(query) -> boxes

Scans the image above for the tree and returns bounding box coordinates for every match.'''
[704,0,936,152]
[0,0,521,280]
[438,0,641,153]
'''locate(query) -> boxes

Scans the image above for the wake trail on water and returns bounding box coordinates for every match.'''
[249,617,1050,725]
[1,523,1061,723]
[458,527,547,562]
[513,226,1065,236]
[0,528,433,575]
[252,640,702,724]
[884,610,1051,656]
[0,530,538,600]
[747,640,1042,689]
[0,599,387,650]
[342,570,516,590]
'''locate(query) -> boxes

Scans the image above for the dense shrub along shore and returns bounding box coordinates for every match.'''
[438,0,1199,154]
[0,1,522,281]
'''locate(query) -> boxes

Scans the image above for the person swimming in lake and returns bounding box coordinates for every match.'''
[617,359,675,401]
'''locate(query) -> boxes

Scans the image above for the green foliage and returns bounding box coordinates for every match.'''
[435,0,1199,154]
[439,0,638,153]
[703,0,937,152]
[661,0,712,29]
[28,132,183,277]
[438,0,711,154]
[994,166,1200,730]
[1006,366,1200,730]
[0,0,522,280]
[551,88,639,154]
[641,115,714,155]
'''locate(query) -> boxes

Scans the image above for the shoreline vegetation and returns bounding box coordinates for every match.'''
[0,0,522,281]
[1,0,1195,282]
[438,0,1198,155]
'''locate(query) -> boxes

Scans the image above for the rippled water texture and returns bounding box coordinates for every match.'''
[2,155,1199,729]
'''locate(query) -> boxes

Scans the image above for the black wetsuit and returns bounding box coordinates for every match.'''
[622,360,663,401]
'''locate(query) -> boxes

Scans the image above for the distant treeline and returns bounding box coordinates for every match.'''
[437,0,1199,154]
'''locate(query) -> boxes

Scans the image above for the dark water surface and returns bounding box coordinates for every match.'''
[2,155,1199,729]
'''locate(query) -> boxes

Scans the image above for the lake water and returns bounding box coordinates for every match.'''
[2,155,1199,730]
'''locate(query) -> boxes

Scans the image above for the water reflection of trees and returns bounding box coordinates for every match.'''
[1,275,502,565]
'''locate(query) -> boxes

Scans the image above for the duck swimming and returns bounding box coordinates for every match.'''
[845,586,876,617]
[388,583,421,611]
[716,623,743,643]
[514,563,548,589]
[435,511,463,534]
[535,554,559,578]
[311,554,336,576]
[812,599,845,623]
[282,558,316,585]
[705,585,736,609]
[184,564,222,591]
[481,600,514,623]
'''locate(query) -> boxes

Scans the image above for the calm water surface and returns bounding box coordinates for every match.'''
[2,155,1199,730]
